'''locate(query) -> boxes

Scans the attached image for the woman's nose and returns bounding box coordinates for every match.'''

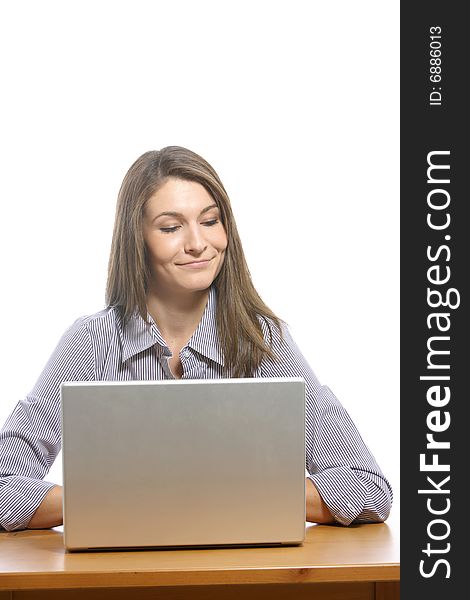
[184,224,207,254]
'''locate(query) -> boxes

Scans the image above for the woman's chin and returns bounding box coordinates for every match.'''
[176,276,215,294]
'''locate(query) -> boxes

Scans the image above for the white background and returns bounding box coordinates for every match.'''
[0,1,399,515]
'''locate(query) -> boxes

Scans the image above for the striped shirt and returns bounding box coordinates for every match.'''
[0,286,392,531]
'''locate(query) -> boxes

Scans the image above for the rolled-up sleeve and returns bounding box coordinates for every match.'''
[260,319,393,525]
[0,319,95,531]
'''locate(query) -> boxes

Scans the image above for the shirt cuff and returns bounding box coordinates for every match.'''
[308,467,368,526]
[0,477,57,531]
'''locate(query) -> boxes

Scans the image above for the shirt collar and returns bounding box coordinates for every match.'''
[119,285,224,366]
[119,310,160,362]
[187,285,225,366]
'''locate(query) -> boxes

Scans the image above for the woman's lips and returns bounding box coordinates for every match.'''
[177,258,213,269]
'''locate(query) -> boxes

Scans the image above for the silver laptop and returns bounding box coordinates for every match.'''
[61,377,306,551]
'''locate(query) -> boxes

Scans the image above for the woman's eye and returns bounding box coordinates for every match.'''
[159,219,218,233]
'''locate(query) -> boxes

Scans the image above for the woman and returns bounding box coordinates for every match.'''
[0,146,392,531]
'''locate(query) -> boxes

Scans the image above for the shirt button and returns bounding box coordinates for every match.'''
[182,349,191,359]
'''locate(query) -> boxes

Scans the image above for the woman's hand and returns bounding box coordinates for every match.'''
[28,485,63,529]
[306,478,336,524]
[27,481,333,529]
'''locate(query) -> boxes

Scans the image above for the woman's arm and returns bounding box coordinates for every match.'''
[28,485,63,529]
[0,318,95,531]
[306,478,335,524]
[259,319,393,526]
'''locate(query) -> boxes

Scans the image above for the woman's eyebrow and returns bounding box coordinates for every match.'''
[152,204,219,222]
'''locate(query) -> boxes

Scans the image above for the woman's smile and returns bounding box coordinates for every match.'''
[177,258,213,268]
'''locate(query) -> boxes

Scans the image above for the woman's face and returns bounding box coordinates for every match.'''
[143,177,228,297]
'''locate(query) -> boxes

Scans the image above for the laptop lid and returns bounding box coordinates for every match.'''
[61,377,306,550]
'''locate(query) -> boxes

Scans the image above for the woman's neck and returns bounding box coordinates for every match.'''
[146,287,210,343]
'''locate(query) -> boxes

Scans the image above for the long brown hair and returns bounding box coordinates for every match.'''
[106,146,284,377]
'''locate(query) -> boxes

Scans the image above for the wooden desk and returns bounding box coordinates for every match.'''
[0,520,399,600]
